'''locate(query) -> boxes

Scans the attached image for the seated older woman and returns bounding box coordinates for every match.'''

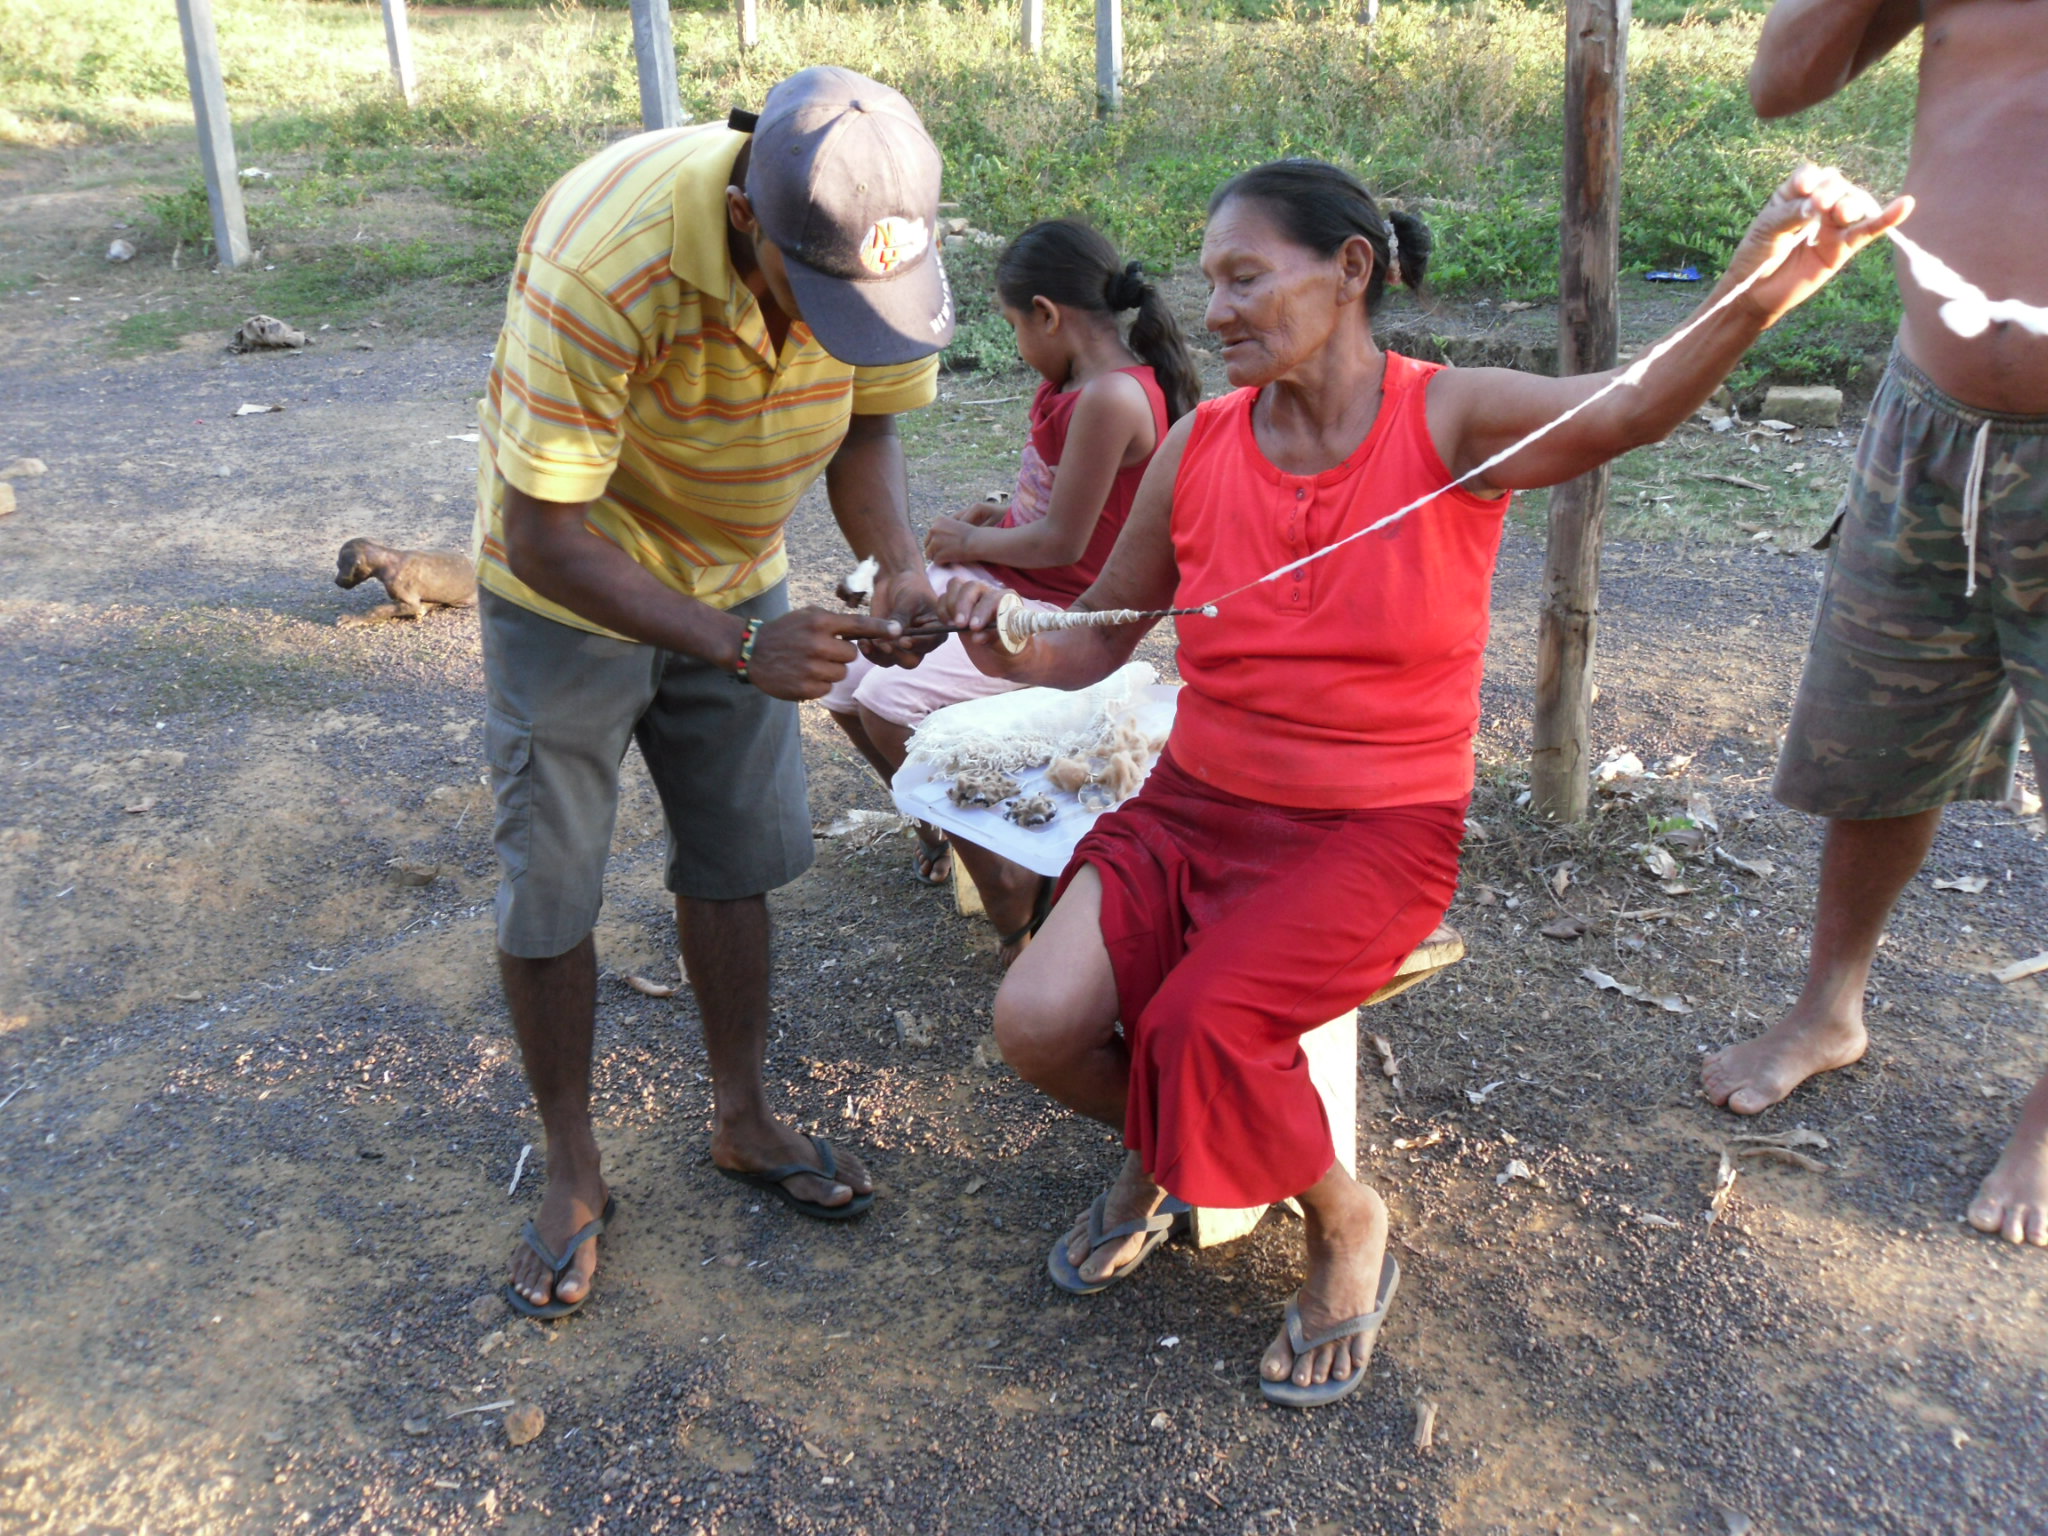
[941,158,1904,1406]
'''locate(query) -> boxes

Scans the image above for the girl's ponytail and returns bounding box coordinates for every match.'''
[996,220,1202,422]
[1120,273,1201,425]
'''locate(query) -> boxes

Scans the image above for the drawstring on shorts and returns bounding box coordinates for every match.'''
[1960,417,1990,598]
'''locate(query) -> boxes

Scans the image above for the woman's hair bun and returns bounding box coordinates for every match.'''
[1107,259,1149,312]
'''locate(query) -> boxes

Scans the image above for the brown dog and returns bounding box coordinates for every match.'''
[334,537,478,623]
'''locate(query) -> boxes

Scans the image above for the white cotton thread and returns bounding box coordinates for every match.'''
[1889,228,2048,339]
[1186,228,1804,612]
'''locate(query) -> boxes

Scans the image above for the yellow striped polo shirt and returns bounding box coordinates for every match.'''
[473,124,938,635]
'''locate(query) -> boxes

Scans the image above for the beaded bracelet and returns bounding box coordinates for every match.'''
[731,617,763,685]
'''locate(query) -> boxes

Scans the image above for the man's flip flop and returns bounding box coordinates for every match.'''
[716,1134,875,1221]
[1260,1254,1401,1408]
[502,1193,618,1320]
[1047,1191,1191,1295]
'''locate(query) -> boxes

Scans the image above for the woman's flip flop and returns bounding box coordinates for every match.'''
[1260,1255,1401,1408]
[1047,1191,1191,1294]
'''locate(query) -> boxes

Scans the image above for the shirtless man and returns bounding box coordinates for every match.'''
[1702,0,2048,1245]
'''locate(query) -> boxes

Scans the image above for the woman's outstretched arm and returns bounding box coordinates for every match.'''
[1429,165,1910,495]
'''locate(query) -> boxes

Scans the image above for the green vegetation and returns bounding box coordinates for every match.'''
[1,0,1914,382]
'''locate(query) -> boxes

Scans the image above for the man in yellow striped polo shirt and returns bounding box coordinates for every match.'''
[481,68,954,1318]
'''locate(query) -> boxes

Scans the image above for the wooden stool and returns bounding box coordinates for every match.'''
[1185,925,1466,1248]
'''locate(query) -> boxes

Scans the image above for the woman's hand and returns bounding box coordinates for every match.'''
[923,515,980,567]
[935,577,1032,678]
[1726,163,1912,327]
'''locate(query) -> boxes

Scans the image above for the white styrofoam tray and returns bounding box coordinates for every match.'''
[890,683,1180,878]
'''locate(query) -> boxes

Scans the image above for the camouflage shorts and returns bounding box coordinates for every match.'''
[1774,347,2048,820]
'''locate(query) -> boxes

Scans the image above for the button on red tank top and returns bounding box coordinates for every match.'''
[1169,352,1510,810]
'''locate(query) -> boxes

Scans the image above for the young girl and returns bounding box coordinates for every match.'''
[826,219,1200,962]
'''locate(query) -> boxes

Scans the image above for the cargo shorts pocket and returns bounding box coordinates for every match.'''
[484,705,535,883]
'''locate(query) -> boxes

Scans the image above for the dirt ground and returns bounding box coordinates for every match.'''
[3,148,2046,1536]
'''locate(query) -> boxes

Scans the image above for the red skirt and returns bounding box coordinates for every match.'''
[1060,748,1465,1209]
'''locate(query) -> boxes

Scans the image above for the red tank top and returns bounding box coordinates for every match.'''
[1168,353,1510,810]
[988,366,1170,605]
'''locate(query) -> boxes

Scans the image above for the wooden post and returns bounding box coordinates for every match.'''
[1020,0,1045,55]
[1094,0,1123,116]
[173,0,251,271]
[380,0,418,105]
[737,0,760,53]
[629,0,685,132]
[1530,0,1629,822]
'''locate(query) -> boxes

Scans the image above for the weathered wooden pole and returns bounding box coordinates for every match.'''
[736,0,760,53]
[1530,0,1629,821]
[380,0,418,105]
[1021,0,1045,55]
[173,0,251,271]
[1094,0,1123,115]
[629,0,685,131]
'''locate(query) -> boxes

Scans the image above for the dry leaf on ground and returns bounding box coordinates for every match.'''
[1993,952,2048,985]
[1539,915,1587,941]
[1738,1146,1830,1172]
[1580,966,1693,1014]
[1639,844,1681,880]
[624,974,679,998]
[1933,875,1990,894]
[1732,1128,1830,1151]
[1707,1152,1739,1224]
[503,1402,545,1448]
[1413,1399,1439,1452]
[1714,848,1776,878]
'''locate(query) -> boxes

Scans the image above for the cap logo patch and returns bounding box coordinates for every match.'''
[858,216,928,276]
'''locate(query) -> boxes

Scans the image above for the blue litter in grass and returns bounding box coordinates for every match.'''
[1644,266,1703,283]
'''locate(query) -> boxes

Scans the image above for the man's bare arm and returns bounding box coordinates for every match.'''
[501,485,751,667]
[1750,0,1922,117]
[499,484,902,699]
[824,411,941,662]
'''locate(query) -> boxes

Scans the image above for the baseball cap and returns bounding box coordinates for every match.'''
[743,67,955,367]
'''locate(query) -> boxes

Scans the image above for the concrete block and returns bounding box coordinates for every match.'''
[1762,384,1842,428]
[0,482,14,517]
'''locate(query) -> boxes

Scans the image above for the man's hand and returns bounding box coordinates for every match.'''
[745,608,906,700]
[860,566,943,668]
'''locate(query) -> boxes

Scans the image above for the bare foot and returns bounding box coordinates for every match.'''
[1968,1071,2048,1246]
[712,1119,873,1212]
[1702,1011,1867,1115]
[507,1162,610,1311]
[1063,1151,1170,1285]
[1261,1179,1389,1393]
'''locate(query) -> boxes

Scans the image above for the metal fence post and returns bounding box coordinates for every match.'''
[173,0,252,271]
[380,0,418,105]
[1095,0,1123,115]
[629,0,685,132]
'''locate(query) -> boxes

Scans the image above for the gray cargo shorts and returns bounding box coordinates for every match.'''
[480,584,813,959]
